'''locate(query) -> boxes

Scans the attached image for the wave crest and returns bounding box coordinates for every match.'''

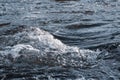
[0,27,99,68]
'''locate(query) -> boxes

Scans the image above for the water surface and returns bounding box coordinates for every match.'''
[0,0,120,80]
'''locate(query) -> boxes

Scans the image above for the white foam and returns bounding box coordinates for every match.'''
[0,27,100,67]
[0,44,40,58]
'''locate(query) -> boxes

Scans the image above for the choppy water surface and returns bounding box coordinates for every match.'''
[0,0,120,80]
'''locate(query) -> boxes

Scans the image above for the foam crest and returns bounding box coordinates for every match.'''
[0,27,100,67]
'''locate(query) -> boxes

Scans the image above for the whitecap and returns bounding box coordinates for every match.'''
[0,27,100,67]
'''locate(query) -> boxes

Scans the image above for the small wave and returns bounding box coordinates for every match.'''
[65,22,107,30]
[0,27,99,68]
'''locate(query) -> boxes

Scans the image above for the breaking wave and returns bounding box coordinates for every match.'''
[0,27,99,68]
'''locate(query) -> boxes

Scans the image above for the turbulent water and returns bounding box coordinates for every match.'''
[0,0,120,80]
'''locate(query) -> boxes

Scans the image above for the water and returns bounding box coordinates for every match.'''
[0,0,120,80]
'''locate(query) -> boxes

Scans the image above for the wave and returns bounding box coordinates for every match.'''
[0,27,99,68]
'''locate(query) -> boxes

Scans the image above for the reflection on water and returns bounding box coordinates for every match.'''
[0,0,120,80]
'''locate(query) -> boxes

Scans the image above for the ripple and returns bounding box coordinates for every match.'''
[65,22,108,30]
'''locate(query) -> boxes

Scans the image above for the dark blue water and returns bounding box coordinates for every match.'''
[0,0,120,80]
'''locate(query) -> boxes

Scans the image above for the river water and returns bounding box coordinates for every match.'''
[0,0,120,80]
